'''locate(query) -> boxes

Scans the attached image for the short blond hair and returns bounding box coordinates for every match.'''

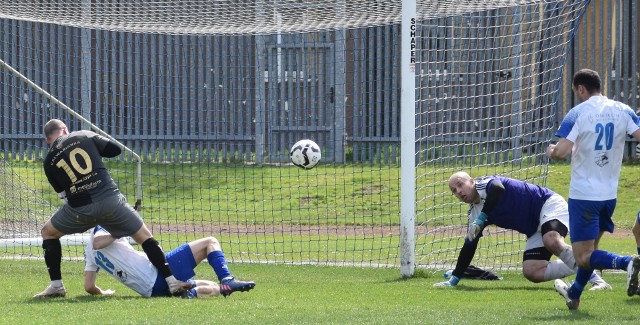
[44,119,66,140]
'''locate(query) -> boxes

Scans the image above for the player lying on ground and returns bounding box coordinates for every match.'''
[434,172,610,289]
[84,226,255,298]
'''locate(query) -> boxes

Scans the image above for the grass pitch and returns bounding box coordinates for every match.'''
[3,258,640,324]
[2,163,640,323]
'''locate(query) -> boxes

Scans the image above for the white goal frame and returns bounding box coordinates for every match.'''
[0,0,590,277]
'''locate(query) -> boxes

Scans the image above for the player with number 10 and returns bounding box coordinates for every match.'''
[34,119,190,298]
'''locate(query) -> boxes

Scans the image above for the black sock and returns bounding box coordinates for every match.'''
[42,239,62,281]
[141,237,173,278]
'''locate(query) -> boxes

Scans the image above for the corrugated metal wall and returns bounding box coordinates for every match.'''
[1,0,638,163]
[563,0,640,159]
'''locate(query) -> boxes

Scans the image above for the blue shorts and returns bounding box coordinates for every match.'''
[568,198,616,243]
[150,243,197,297]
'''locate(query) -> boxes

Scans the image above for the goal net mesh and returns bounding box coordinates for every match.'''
[0,0,588,272]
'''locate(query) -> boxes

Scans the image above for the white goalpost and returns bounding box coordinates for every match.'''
[0,0,590,276]
[400,0,416,277]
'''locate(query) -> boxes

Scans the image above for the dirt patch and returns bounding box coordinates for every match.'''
[145,222,401,237]
[1,221,635,239]
[361,185,385,195]
[298,197,315,207]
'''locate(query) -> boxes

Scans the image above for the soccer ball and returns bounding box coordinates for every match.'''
[290,139,321,169]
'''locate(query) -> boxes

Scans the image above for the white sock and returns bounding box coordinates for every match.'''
[165,275,177,285]
[50,280,63,287]
[558,246,577,270]
[544,260,576,281]
[589,271,604,284]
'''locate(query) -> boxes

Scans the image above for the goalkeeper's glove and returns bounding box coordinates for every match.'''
[464,212,487,242]
[433,275,460,287]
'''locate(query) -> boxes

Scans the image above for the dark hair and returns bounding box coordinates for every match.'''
[572,69,601,94]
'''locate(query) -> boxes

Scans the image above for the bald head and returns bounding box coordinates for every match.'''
[44,119,67,144]
[448,171,478,204]
[448,171,472,186]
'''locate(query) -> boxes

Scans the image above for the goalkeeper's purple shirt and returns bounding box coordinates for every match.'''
[468,176,555,237]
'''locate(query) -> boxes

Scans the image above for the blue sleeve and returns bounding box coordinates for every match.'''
[556,108,579,138]
[629,109,640,128]
[633,112,640,126]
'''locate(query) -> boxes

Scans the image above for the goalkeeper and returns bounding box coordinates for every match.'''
[84,226,255,298]
[434,171,609,289]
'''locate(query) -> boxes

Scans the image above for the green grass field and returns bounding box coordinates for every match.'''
[3,258,640,324]
[2,163,640,324]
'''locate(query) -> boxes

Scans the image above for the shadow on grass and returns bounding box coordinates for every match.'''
[528,311,596,322]
[527,299,640,323]
[24,294,147,305]
[387,268,575,292]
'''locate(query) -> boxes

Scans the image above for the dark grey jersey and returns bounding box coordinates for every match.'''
[43,130,121,207]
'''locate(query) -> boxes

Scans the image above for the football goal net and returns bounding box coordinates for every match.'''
[0,0,589,275]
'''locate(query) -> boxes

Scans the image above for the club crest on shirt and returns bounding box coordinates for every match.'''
[595,152,609,167]
[115,269,127,282]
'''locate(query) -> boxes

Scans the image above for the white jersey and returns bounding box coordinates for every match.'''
[84,227,158,297]
[556,95,640,200]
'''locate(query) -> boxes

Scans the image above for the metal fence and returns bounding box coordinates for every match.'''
[1,0,638,163]
[563,0,640,159]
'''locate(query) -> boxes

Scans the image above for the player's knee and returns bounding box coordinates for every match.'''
[541,219,568,238]
[205,236,222,250]
[40,222,61,239]
[40,222,51,236]
[523,247,552,282]
[572,251,591,269]
[633,226,640,239]
[575,259,590,269]
[633,218,640,238]
[541,220,568,252]
[522,268,539,282]
[574,251,591,269]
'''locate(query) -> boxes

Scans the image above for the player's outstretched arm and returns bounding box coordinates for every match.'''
[84,271,115,296]
[464,212,487,242]
[433,239,479,287]
[464,180,502,242]
[92,232,117,249]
